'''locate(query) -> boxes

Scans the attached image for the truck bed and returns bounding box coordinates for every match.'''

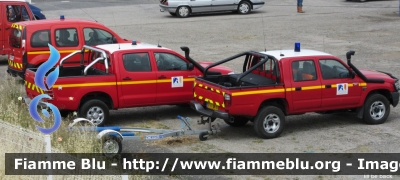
[201,73,276,87]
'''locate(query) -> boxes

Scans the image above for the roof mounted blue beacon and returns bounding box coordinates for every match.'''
[132,40,137,45]
[294,42,301,52]
[60,15,65,20]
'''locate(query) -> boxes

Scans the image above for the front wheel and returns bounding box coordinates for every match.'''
[79,99,109,126]
[237,1,251,14]
[176,6,190,18]
[253,106,285,139]
[363,94,390,124]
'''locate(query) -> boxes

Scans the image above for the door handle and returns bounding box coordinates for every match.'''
[122,77,131,80]
[158,75,166,79]
[5,27,10,30]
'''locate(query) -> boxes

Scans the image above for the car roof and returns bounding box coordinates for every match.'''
[95,42,170,54]
[14,18,106,27]
[1,0,26,2]
[259,49,333,61]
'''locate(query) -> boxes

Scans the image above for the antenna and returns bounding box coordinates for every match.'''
[261,14,267,52]
[119,44,120,49]
[80,8,98,22]
[157,40,161,48]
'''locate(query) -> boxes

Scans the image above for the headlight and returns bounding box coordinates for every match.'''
[228,71,235,75]
[394,80,400,91]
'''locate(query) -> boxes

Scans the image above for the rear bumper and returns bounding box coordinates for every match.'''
[7,67,23,78]
[190,100,229,120]
[391,92,399,107]
[22,95,47,109]
[159,4,175,13]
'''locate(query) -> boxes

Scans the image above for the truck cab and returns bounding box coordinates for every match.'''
[190,44,399,139]
[0,0,35,55]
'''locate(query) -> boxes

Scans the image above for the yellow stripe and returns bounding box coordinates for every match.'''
[28,50,79,55]
[53,82,115,88]
[232,88,285,96]
[184,78,195,82]
[216,89,220,93]
[215,102,220,106]
[27,82,31,89]
[301,85,324,91]
[199,96,203,100]
[222,103,225,108]
[193,92,197,98]
[209,100,213,104]
[285,87,295,92]
[199,84,203,87]
[359,83,367,87]
[204,98,209,102]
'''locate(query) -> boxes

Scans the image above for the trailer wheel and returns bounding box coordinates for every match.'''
[253,106,285,139]
[199,132,208,141]
[79,99,109,126]
[363,94,390,124]
[102,136,122,158]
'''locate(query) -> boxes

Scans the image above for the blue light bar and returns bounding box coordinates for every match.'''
[294,42,300,52]
[60,15,65,20]
[132,40,137,45]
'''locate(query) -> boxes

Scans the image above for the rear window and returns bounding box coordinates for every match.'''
[9,27,22,48]
[31,30,50,47]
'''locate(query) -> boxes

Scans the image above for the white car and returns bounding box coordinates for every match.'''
[159,0,265,18]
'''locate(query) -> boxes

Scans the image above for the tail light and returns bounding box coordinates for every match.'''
[45,90,54,99]
[160,0,168,5]
[224,94,231,107]
[21,39,26,55]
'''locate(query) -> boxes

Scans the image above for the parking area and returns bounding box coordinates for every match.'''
[1,0,400,178]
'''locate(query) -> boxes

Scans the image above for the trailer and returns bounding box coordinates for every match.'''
[68,115,221,157]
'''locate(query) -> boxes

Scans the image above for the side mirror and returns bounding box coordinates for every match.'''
[187,63,194,70]
[350,71,356,79]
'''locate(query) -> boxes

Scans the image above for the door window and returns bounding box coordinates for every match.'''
[31,30,50,47]
[7,5,20,22]
[319,60,350,79]
[123,53,151,72]
[292,60,317,81]
[55,28,79,47]
[21,6,30,21]
[154,53,188,71]
[83,28,116,46]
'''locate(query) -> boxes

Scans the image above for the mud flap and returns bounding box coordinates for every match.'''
[356,106,364,119]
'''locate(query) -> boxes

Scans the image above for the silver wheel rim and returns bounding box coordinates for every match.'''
[369,101,385,120]
[103,139,119,154]
[263,113,280,133]
[179,7,189,17]
[239,3,250,13]
[86,106,104,125]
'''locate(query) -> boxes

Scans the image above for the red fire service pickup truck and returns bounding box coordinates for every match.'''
[24,42,233,126]
[190,43,399,139]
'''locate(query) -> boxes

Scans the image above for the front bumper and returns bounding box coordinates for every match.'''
[190,100,229,120]
[391,92,399,107]
[7,67,23,78]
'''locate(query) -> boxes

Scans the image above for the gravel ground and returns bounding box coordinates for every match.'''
[1,0,400,179]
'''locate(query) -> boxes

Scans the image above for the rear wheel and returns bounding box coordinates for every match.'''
[237,1,251,14]
[176,6,190,18]
[363,94,390,124]
[253,106,285,139]
[79,99,109,126]
[223,116,249,127]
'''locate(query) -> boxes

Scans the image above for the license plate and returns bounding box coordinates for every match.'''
[206,103,218,111]
[9,55,14,61]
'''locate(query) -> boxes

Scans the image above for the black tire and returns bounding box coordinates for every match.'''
[237,1,251,14]
[253,106,285,139]
[79,99,109,126]
[223,116,249,127]
[102,136,122,158]
[169,12,177,16]
[199,132,208,141]
[176,6,190,18]
[362,94,390,124]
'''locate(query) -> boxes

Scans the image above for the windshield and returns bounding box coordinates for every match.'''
[9,27,22,48]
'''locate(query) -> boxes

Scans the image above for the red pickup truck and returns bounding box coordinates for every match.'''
[23,42,233,126]
[190,45,399,139]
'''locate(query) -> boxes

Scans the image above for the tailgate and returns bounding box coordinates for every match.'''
[193,78,227,111]
[24,69,45,99]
